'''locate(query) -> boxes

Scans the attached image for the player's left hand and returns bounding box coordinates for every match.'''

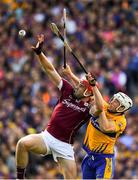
[62,64,72,76]
[86,72,97,86]
[32,34,45,55]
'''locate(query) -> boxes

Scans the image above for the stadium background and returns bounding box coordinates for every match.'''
[0,0,138,179]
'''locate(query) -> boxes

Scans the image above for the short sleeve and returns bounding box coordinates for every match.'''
[59,79,73,92]
[57,79,63,90]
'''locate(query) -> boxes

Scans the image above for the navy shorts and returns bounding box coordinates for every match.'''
[81,153,115,179]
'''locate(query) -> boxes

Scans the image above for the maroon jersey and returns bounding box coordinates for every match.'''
[46,79,91,144]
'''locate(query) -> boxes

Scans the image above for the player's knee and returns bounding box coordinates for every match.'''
[16,138,25,150]
[17,137,31,151]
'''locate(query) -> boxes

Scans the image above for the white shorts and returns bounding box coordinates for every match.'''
[40,130,75,162]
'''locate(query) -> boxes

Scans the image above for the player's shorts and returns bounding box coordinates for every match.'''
[81,152,115,179]
[40,130,75,162]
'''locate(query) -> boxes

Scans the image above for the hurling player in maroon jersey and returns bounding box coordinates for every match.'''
[15,34,94,179]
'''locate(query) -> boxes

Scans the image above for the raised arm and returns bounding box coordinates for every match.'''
[62,65,80,87]
[87,73,116,133]
[86,73,104,111]
[98,112,116,132]
[32,34,61,86]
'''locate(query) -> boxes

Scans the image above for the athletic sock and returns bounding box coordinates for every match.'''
[17,167,26,179]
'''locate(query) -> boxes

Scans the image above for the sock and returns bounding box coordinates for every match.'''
[17,167,26,179]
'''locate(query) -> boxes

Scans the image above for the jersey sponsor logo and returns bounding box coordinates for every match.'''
[62,99,86,112]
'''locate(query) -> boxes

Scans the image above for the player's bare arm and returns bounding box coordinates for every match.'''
[86,72,116,132]
[86,73,104,111]
[32,34,61,86]
[98,112,116,132]
[62,64,80,87]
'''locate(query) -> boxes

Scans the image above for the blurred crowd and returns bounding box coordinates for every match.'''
[0,0,138,179]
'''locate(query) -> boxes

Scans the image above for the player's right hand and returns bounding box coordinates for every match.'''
[86,72,97,86]
[62,64,72,76]
[32,34,45,55]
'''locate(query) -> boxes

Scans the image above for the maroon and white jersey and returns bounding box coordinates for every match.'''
[46,79,91,144]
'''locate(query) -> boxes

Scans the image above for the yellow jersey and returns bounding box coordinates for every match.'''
[83,102,126,154]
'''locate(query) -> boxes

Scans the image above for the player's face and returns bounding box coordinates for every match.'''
[108,99,125,112]
[73,82,87,99]
[108,99,120,112]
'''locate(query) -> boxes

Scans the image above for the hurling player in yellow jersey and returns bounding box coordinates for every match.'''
[63,66,133,179]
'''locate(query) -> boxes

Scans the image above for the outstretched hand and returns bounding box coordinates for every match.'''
[86,72,97,86]
[32,34,45,55]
